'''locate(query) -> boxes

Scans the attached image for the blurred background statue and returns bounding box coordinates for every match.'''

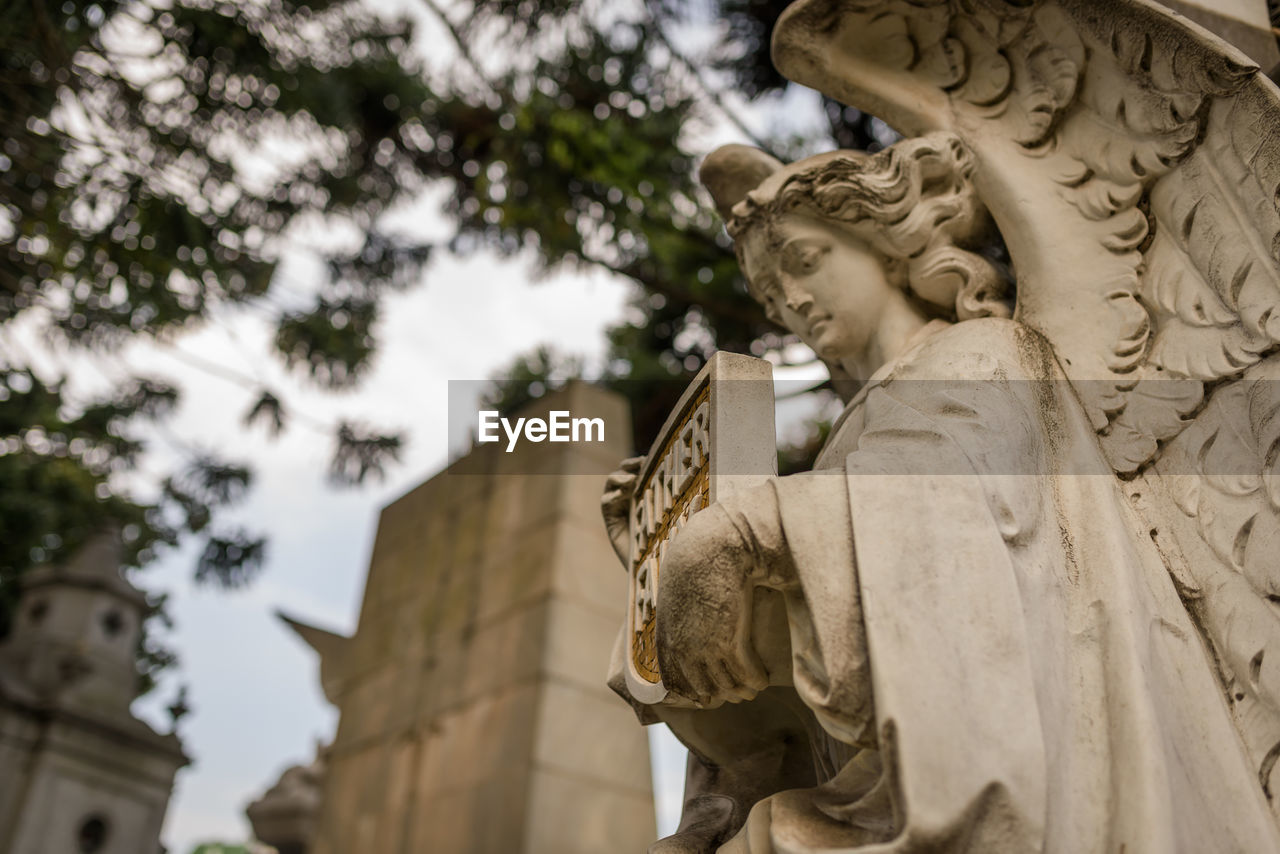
[605,1,1280,851]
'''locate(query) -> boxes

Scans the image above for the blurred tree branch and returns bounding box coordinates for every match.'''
[1,0,881,693]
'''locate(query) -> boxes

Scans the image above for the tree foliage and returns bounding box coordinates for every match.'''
[1,0,427,607]
[1,0,884,688]
[473,0,890,445]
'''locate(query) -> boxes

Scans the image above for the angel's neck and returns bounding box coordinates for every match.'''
[840,292,933,379]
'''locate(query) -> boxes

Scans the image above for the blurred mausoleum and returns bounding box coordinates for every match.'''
[0,530,187,854]
[247,383,655,853]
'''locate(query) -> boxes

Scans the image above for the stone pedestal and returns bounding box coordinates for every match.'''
[287,383,654,854]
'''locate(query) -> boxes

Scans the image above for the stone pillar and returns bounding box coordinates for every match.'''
[300,383,655,854]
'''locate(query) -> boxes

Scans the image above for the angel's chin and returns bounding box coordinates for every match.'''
[815,337,850,363]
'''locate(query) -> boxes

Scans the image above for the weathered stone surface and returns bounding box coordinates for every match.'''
[523,766,657,854]
[288,383,653,854]
[533,680,653,794]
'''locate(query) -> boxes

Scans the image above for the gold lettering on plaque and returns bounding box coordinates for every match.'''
[631,389,711,682]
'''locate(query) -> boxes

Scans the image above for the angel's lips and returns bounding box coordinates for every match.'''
[806,313,833,336]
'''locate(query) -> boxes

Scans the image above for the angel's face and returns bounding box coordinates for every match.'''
[741,214,894,369]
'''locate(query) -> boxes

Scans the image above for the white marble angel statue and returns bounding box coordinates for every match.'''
[601,1,1280,851]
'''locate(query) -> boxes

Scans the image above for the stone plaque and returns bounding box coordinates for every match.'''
[624,351,775,704]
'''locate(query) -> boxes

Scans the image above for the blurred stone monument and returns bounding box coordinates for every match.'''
[249,382,655,853]
[0,529,187,854]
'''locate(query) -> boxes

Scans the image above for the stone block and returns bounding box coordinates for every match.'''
[471,523,556,626]
[456,600,548,707]
[522,766,655,854]
[549,514,629,617]
[541,596,625,695]
[532,679,653,795]
[308,386,653,853]
[408,772,530,854]
[327,665,399,748]
[416,681,540,797]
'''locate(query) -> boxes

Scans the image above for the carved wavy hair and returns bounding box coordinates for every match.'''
[726,132,1012,322]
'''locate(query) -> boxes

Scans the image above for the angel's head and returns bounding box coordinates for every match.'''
[701,131,1010,379]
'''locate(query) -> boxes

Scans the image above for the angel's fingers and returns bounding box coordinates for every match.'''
[620,455,644,472]
[732,645,769,691]
[684,659,718,707]
[604,470,637,492]
[710,659,755,703]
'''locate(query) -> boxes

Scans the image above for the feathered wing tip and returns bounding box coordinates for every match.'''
[699,144,784,221]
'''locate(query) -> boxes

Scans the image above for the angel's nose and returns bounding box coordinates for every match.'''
[780,276,813,313]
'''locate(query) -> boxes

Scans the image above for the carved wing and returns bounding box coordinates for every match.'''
[771,0,1280,811]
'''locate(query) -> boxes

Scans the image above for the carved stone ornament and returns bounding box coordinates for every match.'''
[600,1,1280,852]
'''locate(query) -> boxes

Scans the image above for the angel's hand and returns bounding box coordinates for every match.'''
[601,455,643,567]
[656,509,768,707]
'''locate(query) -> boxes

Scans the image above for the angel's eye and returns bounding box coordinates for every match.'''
[755,281,784,322]
[754,274,780,299]
[783,241,828,276]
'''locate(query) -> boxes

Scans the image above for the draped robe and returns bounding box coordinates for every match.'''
[614,317,1280,853]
